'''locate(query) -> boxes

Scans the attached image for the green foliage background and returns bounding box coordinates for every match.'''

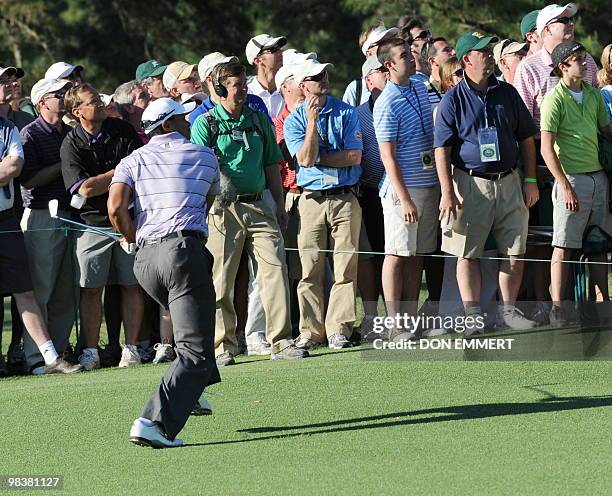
[0,0,609,96]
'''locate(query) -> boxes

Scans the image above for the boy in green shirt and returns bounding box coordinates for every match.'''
[541,41,612,324]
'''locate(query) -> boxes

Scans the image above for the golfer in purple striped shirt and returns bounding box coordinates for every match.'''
[108,98,221,449]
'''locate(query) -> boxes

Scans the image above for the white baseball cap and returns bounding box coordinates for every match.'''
[30,78,71,105]
[198,52,239,80]
[275,65,298,91]
[245,34,287,65]
[45,62,84,80]
[361,56,384,78]
[361,26,400,55]
[536,3,578,35]
[141,97,196,134]
[283,49,318,66]
[293,60,334,85]
[163,61,197,91]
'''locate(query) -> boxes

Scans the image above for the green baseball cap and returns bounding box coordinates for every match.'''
[135,59,167,82]
[455,32,499,60]
[520,10,540,39]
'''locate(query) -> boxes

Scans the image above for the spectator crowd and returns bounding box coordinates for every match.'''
[0,2,611,377]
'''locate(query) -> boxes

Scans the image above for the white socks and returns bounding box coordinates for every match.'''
[39,340,59,365]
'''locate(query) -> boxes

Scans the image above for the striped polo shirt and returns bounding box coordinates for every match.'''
[20,117,71,210]
[356,98,384,189]
[0,118,24,213]
[373,79,438,197]
[111,132,219,244]
[514,47,599,130]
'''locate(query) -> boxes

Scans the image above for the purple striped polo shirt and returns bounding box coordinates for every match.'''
[111,132,220,243]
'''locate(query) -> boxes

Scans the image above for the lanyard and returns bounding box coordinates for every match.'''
[317,112,332,148]
[400,83,426,135]
[464,79,493,128]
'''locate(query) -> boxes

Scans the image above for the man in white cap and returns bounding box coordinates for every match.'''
[163,61,201,102]
[515,3,598,128]
[0,87,82,376]
[343,24,399,107]
[284,59,363,350]
[245,34,287,117]
[0,65,34,130]
[19,78,76,374]
[356,56,388,339]
[45,62,83,85]
[189,52,270,127]
[108,97,221,449]
[513,3,599,324]
[494,39,528,84]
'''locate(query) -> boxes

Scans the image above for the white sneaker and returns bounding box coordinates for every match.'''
[247,341,271,356]
[79,349,101,371]
[152,343,176,364]
[421,327,451,337]
[500,307,537,331]
[129,418,184,449]
[119,344,141,368]
[191,394,213,416]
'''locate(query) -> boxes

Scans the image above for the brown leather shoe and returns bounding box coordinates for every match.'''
[45,358,84,374]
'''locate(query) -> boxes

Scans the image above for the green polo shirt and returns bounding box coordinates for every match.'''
[190,103,282,193]
[541,80,610,174]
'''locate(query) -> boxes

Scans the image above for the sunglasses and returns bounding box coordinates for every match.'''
[453,68,464,77]
[46,91,66,100]
[303,71,327,82]
[547,16,574,26]
[260,45,282,55]
[413,30,431,41]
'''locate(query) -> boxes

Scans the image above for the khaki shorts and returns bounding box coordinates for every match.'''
[382,185,440,256]
[442,168,528,259]
[552,171,612,249]
[75,229,137,288]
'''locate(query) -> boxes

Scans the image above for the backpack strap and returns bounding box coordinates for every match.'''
[355,76,362,106]
[203,110,221,154]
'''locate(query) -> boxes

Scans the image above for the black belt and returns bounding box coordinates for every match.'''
[305,185,356,197]
[140,230,206,247]
[457,166,515,181]
[235,192,263,203]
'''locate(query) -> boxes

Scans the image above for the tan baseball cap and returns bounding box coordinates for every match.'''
[163,61,197,91]
[493,39,529,63]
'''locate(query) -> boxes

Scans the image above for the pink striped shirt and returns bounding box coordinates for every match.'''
[513,47,599,130]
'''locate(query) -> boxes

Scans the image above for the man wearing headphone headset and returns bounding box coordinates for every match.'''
[190,61,308,366]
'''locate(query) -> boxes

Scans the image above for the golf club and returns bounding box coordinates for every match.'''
[48,200,136,254]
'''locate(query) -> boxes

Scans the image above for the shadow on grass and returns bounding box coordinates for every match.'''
[186,390,612,447]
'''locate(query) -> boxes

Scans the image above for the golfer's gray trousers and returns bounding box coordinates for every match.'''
[134,233,220,439]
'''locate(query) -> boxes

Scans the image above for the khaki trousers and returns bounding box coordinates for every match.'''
[297,191,361,341]
[207,199,292,355]
[20,208,77,368]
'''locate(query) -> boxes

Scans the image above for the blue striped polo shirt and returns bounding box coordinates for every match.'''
[373,80,438,197]
[356,98,384,189]
[111,132,219,243]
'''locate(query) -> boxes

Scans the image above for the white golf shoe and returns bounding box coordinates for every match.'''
[129,418,184,449]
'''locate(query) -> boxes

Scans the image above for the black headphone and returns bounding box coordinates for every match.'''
[212,64,228,98]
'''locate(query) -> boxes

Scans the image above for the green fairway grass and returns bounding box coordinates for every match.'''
[2,347,612,495]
